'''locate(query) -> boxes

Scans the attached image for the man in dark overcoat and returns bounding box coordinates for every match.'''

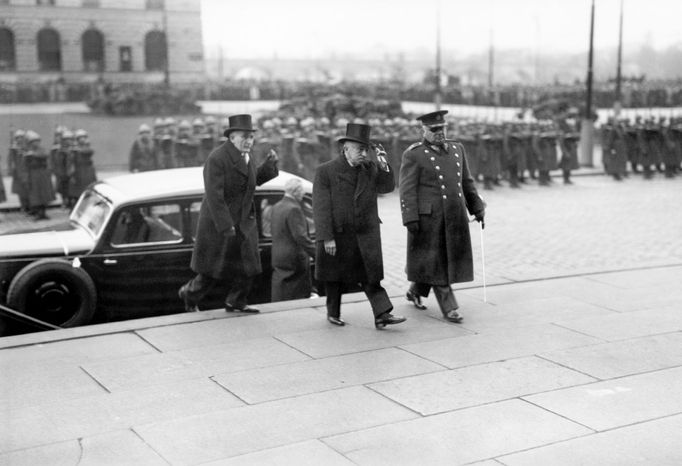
[179,114,279,313]
[270,177,315,301]
[313,123,406,328]
[399,110,486,323]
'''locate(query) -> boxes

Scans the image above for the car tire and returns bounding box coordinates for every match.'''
[7,259,97,328]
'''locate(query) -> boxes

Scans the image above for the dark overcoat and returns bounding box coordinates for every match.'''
[313,156,394,284]
[68,148,97,198]
[399,140,486,286]
[25,149,55,206]
[270,195,315,301]
[190,140,278,279]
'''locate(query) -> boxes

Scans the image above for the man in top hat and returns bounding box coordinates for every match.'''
[399,110,486,323]
[179,114,279,313]
[313,122,406,328]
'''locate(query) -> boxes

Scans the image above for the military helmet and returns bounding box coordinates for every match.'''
[139,123,152,133]
[25,130,41,142]
[75,129,88,138]
[178,120,192,130]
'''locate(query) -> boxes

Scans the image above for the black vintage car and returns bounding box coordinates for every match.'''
[0,168,314,333]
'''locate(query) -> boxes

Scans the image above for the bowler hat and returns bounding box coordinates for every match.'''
[336,123,372,145]
[224,114,257,137]
[416,110,448,127]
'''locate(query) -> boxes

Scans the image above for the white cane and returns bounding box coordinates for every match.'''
[479,221,487,303]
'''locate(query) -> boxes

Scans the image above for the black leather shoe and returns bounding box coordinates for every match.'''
[225,303,260,313]
[444,309,463,323]
[375,313,406,329]
[178,288,200,312]
[327,316,345,326]
[406,290,427,310]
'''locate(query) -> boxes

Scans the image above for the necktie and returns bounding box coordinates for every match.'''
[242,152,250,165]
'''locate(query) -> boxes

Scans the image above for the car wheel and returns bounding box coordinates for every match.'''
[7,259,97,328]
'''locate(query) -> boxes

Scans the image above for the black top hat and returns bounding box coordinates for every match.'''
[416,110,449,127]
[336,123,372,145]
[223,114,257,137]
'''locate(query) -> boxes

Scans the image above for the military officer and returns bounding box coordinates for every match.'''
[399,110,486,323]
[24,131,55,220]
[129,124,157,172]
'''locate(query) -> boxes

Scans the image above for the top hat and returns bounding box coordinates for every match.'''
[336,123,372,145]
[416,110,448,127]
[223,114,257,137]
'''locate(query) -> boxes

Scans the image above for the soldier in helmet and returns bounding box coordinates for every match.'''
[67,129,97,205]
[24,130,55,220]
[174,120,200,167]
[53,129,75,207]
[9,129,29,211]
[129,124,157,172]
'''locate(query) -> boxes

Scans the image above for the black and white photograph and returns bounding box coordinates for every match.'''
[1,0,682,463]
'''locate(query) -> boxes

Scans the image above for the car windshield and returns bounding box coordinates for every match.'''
[70,190,112,237]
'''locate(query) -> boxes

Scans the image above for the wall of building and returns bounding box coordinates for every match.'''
[0,0,204,83]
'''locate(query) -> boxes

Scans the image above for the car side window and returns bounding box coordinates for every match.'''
[189,201,201,240]
[255,193,283,239]
[110,204,183,247]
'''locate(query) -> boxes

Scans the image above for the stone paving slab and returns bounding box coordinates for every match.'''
[275,312,472,359]
[540,332,682,380]
[553,305,682,341]
[136,308,323,352]
[0,333,156,368]
[213,347,444,404]
[523,366,682,431]
[133,386,418,464]
[202,439,355,466]
[400,323,603,369]
[499,413,682,466]
[0,363,107,411]
[586,265,682,289]
[323,399,592,465]
[0,378,244,453]
[369,356,596,416]
[455,296,616,332]
[0,429,167,466]
[82,337,310,392]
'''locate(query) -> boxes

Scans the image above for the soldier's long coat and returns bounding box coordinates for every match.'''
[399,140,486,286]
[191,140,278,279]
[313,156,394,284]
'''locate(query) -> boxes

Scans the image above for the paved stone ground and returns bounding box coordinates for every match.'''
[2,170,682,465]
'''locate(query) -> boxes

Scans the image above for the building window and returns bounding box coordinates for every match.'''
[37,28,61,71]
[119,46,132,72]
[144,30,167,72]
[36,0,56,5]
[146,0,164,9]
[0,28,16,70]
[82,0,100,7]
[82,29,104,72]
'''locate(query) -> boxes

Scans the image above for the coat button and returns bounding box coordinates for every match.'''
[457,162,460,166]
[457,172,461,176]
[439,175,443,180]
[430,156,435,161]
[435,166,440,170]
[441,185,446,189]
[459,193,462,197]
[442,195,447,199]
[424,149,429,153]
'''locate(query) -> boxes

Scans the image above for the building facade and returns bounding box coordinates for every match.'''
[0,0,204,84]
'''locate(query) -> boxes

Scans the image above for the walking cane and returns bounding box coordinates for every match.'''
[479,220,487,303]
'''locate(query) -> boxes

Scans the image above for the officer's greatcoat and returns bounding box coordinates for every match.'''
[191,140,278,279]
[399,140,485,286]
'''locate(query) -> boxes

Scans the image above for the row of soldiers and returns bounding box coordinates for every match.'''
[3,127,98,219]
[601,116,682,180]
[128,114,682,188]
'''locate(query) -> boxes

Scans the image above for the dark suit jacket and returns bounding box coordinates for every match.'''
[190,140,278,279]
[313,156,394,284]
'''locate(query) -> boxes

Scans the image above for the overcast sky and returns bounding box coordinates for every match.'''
[201,0,681,60]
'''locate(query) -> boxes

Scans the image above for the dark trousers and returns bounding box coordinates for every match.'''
[182,273,253,309]
[409,282,458,314]
[325,281,392,319]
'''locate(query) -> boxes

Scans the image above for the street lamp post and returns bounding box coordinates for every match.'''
[580,0,596,167]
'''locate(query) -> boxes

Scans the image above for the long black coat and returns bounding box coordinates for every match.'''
[313,156,394,284]
[270,195,315,300]
[190,140,278,279]
[399,140,485,286]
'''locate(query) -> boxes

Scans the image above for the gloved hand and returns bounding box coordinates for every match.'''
[406,221,419,234]
[474,210,485,229]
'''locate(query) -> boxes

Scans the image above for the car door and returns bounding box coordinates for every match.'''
[87,200,195,320]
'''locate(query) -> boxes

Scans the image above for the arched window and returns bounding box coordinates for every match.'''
[82,28,104,72]
[144,30,167,71]
[0,27,16,71]
[37,28,61,71]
